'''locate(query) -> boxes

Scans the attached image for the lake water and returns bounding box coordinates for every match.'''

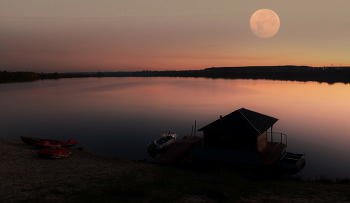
[1,77,350,179]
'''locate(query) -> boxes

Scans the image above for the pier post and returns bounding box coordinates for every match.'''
[281,133,282,143]
[271,126,273,142]
[194,120,196,143]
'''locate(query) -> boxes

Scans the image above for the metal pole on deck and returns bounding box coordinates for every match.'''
[281,133,282,143]
[194,120,196,143]
[191,125,193,137]
[271,126,273,142]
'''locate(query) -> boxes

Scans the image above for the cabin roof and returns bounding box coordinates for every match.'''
[197,108,278,135]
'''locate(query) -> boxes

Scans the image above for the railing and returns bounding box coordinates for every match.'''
[263,132,288,164]
[267,132,288,147]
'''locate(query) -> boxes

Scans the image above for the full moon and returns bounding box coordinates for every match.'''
[250,9,280,38]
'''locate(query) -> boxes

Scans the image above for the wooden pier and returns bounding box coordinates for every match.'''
[153,136,203,165]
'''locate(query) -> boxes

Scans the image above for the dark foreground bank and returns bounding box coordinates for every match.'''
[1,138,350,203]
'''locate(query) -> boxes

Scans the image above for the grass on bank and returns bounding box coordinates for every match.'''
[22,162,350,203]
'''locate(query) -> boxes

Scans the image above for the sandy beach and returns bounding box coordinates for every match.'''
[0,138,154,202]
[2,138,350,203]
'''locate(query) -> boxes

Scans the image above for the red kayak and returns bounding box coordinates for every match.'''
[35,141,61,149]
[38,148,71,159]
[20,136,79,147]
[59,139,79,147]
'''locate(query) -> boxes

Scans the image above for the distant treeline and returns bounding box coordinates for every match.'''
[2,66,350,84]
[0,71,62,83]
[0,71,39,83]
[60,66,350,84]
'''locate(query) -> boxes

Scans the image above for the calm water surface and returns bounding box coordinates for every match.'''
[1,77,350,179]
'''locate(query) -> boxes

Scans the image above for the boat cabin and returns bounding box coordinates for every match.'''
[195,108,287,165]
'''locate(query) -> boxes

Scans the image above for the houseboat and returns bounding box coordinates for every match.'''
[195,108,305,172]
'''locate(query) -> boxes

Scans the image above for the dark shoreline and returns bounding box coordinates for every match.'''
[2,138,350,203]
[2,65,350,84]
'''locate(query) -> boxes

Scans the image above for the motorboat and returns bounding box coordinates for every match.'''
[148,132,178,151]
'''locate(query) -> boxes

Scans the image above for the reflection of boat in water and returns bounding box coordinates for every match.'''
[148,132,178,151]
[276,152,306,174]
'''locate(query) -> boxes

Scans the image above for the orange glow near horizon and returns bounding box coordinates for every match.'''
[1,1,350,72]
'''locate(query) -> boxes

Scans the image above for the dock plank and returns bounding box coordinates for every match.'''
[261,142,287,165]
[152,136,203,165]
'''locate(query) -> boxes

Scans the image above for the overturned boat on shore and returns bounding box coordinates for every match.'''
[35,141,61,149]
[38,148,71,159]
[20,136,79,148]
[148,132,178,151]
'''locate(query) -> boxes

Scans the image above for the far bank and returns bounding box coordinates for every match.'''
[2,65,350,84]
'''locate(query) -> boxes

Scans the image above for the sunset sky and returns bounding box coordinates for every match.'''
[1,0,350,72]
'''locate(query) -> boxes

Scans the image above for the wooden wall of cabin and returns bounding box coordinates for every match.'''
[203,131,256,151]
[194,138,205,147]
[257,131,267,152]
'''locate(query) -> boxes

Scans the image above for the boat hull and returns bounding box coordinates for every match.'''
[148,133,178,151]
[20,136,79,147]
[276,152,306,174]
[20,136,55,145]
[35,141,62,150]
[38,148,72,159]
[38,153,71,159]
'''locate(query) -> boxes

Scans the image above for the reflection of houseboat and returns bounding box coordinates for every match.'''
[195,108,305,172]
[148,132,178,151]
